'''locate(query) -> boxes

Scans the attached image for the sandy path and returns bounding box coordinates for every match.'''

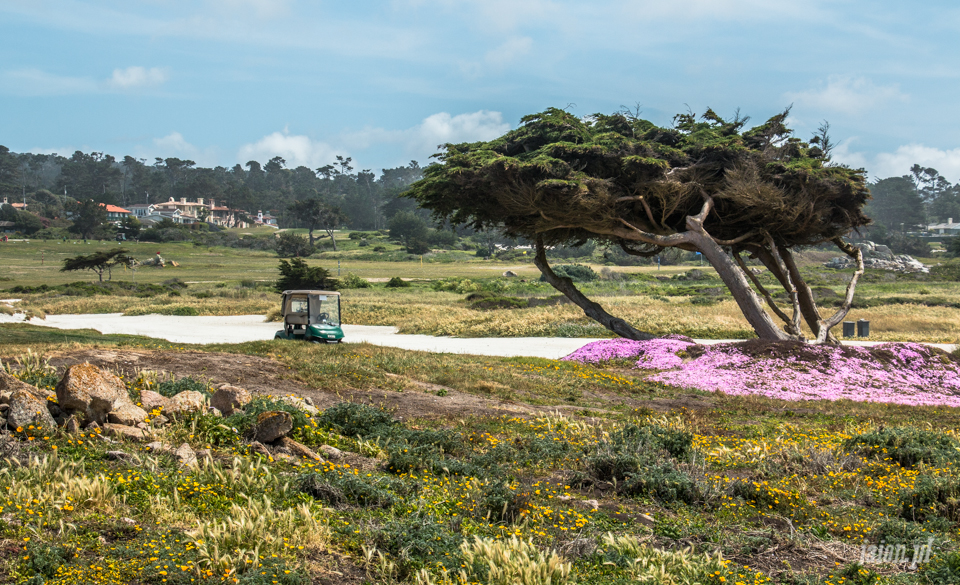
[0,313,954,357]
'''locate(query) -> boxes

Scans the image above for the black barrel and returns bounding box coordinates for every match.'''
[843,321,856,337]
[857,319,870,338]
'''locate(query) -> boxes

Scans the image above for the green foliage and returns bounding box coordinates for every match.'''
[924,550,960,585]
[298,470,399,508]
[339,272,371,288]
[946,237,960,258]
[274,258,337,292]
[899,474,960,522]
[540,264,598,282]
[19,543,73,581]
[385,276,410,288]
[315,402,396,438]
[154,376,211,398]
[60,248,133,282]
[844,427,960,467]
[275,231,314,258]
[372,514,464,576]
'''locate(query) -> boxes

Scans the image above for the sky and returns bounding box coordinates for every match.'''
[1,0,959,182]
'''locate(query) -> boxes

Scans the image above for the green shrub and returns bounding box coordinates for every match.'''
[372,515,463,577]
[155,376,211,398]
[19,543,72,581]
[274,258,337,292]
[924,550,960,585]
[540,264,598,282]
[298,471,398,508]
[844,427,960,467]
[899,475,960,522]
[340,273,371,288]
[316,402,395,438]
[385,276,410,288]
[872,517,935,545]
[620,461,700,504]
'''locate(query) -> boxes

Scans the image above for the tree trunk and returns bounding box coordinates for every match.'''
[307,228,315,246]
[685,230,793,341]
[534,238,656,340]
[326,229,337,251]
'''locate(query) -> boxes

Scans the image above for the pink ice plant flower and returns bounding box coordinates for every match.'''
[563,338,960,408]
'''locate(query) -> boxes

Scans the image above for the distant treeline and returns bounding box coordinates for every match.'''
[0,145,426,230]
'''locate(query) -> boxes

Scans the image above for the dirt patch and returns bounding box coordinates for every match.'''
[28,348,567,423]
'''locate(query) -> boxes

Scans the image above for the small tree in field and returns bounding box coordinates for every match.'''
[408,107,871,344]
[61,248,133,282]
[275,258,338,292]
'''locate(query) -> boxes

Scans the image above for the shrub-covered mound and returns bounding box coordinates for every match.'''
[563,338,960,407]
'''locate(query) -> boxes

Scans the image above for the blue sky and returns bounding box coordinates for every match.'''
[2,0,959,181]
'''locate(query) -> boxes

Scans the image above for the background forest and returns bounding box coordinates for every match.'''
[2,144,960,260]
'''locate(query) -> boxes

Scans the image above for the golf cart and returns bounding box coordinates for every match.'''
[274,290,344,343]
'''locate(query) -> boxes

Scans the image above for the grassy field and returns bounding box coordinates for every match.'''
[2,328,960,584]
[2,236,959,342]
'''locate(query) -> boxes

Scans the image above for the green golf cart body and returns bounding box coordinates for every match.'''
[273,290,344,343]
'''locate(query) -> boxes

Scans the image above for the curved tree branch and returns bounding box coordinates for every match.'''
[733,249,796,333]
[815,238,863,344]
[534,236,656,341]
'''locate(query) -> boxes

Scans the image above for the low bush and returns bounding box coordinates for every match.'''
[154,376,211,398]
[298,471,398,508]
[340,272,371,288]
[844,427,960,467]
[924,550,960,585]
[899,474,960,522]
[540,264,598,282]
[458,535,572,585]
[385,276,410,288]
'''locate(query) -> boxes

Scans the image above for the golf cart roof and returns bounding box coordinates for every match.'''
[280,290,340,296]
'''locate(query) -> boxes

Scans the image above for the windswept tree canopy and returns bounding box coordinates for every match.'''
[410,107,869,251]
[408,107,872,343]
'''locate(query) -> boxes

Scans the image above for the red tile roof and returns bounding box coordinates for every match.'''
[99,203,131,213]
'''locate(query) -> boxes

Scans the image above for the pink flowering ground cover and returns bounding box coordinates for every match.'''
[563,338,960,407]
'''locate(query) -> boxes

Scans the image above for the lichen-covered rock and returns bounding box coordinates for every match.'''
[56,364,131,425]
[139,390,176,417]
[169,391,207,415]
[7,390,56,430]
[318,445,342,460]
[173,443,197,467]
[249,441,273,458]
[0,371,55,403]
[108,403,149,426]
[253,411,293,443]
[210,385,251,416]
[277,395,319,416]
[102,423,146,442]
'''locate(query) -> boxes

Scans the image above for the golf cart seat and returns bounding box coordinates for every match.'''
[285,313,309,326]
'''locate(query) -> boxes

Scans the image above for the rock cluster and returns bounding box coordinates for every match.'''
[1,364,329,465]
[824,241,929,273]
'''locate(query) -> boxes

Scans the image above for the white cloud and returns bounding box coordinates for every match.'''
[141,132,219,166]
[237,132,341,169]
[873,144,960,183]
[0,66,168,96]
[410,110,511,152]
[785,76,908,115]
[342,110,511,158]
[107,66,168,90]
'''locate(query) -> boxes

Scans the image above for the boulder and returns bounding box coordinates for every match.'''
[170,391,207,415]
[7,390,56,430]
[278,395,319,416]
[502,270,518,277]
[105,450,140,465]
[210,385,251,416]
[63,415,80,434]
[249,441,273,458]
[253,411,293,443]
[277,437,323,461]
[108,403,149,427]
[102,423,146,442]
[139,390,176,417]
[0,371,55,403]
[56,364,131,425]
[319,445,342,460]
[206,407,222,418]
[173,443,197,467]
